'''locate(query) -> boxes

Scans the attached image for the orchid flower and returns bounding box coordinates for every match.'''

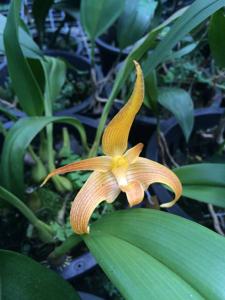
[41,61,182,235]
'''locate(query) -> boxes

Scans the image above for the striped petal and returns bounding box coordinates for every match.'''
[41,156,111,186]
[102,61,144,156]
[127,157,182,207]
[124,143,144,164]
[70,171,120,234]
[121,180,144,207]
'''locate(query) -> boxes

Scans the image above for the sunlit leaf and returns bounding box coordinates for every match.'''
[84,209,225,300]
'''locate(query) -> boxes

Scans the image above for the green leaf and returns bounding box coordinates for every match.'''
[144,69,158,114]
[0,14,42,59]
[208,9,225,68]
[0,250,80,300]
[167,41,198,60]
[3,0,44,116]
[84,209,225,300]
[116,0,158,49]
[0,116,88,197]
[53,0,80,19]
[40,56,66,115]
[174,163,225,207]
[158,87,194,141]
[144,0,225,74]
[80,0,125,41]
[32,0,54,35]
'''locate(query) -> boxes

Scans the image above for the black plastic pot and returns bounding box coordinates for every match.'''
[96,27,130,75]
[58,252,97,280]
[79,292,104,300]
[146,107,225,220]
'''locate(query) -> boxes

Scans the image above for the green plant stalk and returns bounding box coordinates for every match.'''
[88,84,118,157]
[44,96,73,192]
[88,50,126,158]
[0,122,7,137]
[90,40,95,69]
[43,90,56,172]
[46,123,55,172]
[217,140,225,155]
[29,145,42,163]
[0,186,53,243]
[48,234,82,260]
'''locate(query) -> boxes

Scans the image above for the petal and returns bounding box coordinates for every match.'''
[127,157,182,208]
[41,156,111,186]
[124,143,144,164]
[121,180,144,207]
[70,171,120,234]
[102,61,144,156]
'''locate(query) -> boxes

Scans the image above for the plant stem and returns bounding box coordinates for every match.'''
[28,145,40,163]
[0,186,53,243]
[88,84,118,157]
[90,40,95,69]
[48,234,82,260]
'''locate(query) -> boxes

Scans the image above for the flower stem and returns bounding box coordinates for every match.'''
[48,234,82,260]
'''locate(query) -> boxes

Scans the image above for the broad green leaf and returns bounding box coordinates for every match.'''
[174,163,225,207]
[84,209,225,300]
[158,87,194,141]
[40,56,66,115]
[80,0,125,41]
[32,0,54,35]
[116,0,158,49]
[0,250,80,300]
[208,9,225,68]
[0,116,88,197]
[4,0,44,116]
[0,14,42,59]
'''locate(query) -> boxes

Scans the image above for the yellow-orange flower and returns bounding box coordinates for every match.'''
[41,61,182,235]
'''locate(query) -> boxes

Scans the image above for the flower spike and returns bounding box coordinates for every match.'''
[102,61,144,156]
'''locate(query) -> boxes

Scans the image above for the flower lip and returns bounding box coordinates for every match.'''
[111,156,129,171]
